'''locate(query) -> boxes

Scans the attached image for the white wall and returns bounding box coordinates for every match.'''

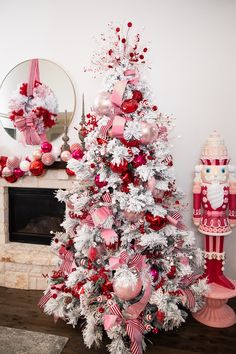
[0,0,236,277]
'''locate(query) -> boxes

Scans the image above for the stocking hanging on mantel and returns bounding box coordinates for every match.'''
[39,22,207,354]
[8,58,58,145]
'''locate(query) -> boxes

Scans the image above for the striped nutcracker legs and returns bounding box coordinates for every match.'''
[203,235,235,290]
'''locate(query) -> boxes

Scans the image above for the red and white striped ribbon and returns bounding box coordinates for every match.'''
[180,288,196,309]
[100,119,113,138]
[38,290,52,309]
[102,191,112,203]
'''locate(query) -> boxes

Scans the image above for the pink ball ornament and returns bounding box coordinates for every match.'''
[113,275,143,301]
[19,160,31,172]
[2,166,13,177]
[6,156,19,169]
[70,143,82,153]
[33,150,42,161]
[72,148,84,160]
[60,151,71,162]
[14,168,25,178]
[93,92,114,116]
[41,141,52,153]
[41,152,55,166]
[140,122,159,145]
[123,210,145,222]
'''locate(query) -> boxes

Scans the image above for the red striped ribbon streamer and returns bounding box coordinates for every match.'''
[180,288,196,309]
[104,303,145,354]
[100,119,113,138]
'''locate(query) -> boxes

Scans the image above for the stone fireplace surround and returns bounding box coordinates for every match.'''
[0,170,74,290]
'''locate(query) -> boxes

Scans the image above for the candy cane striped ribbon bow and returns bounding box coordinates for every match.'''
[109,251,144,271]
[104,304,145,354]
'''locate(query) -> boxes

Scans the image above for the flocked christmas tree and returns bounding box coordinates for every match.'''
[39,22,207,354]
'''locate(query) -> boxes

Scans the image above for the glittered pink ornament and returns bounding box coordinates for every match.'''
[150,265,159,282]
[33,150,42,161]
[60,150,71,162]
[93,92,114,116]
[2,166,13,177]
[72,148,84,160]
[113,275,143,300]
[41,141,52,153]
[132,154,147,168]
[94,174,108,188]
[14,168,25,178]
[123,210,145,222]
[140,122,159,145]
[6,156,19,169]
[19,160,30,172]
[70,143,82,153]
[41,152,55,166]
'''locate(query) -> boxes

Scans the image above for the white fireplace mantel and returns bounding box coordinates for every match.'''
[0,169,75,290]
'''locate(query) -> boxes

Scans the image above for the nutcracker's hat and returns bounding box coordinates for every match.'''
[201,131,230,165]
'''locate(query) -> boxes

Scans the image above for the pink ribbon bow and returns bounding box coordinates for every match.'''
[14,114,41,145]
[104,304,145,354]
[110,69,139,108]
[91,206,112,227]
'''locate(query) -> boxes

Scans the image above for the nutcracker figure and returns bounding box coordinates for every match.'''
[193,131,236,290]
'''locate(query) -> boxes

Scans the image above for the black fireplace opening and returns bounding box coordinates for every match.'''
[9,187,65,245]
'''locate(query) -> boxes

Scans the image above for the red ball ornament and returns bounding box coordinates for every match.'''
[88,247,97,261]
[132,154,147,168]
[121,99,138,114]
[14,168,24,178]
[5,175,18,183]
[41,141,52,153]
[132,90,143,102]
[110,160,128,174]
[127,22,132,27]
[150,265,159,282]
[145,212,166,231]
[98,307,105,313]
[94,174,108,188]
[72,148,84,160]
[66,168,75,176]
[29,160,44,176]
[122,172,134,184]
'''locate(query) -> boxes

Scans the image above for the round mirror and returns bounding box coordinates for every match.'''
[0,59,76,144]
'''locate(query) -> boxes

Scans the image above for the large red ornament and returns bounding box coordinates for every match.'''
[121,99,138,114]
[5,175,18,183]
[110,160,128,174]
[145,212,166,231]
[132,90,143,102]
[156,310,165,323]
[29,160,44,176]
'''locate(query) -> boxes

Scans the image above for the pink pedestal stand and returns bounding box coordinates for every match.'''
[193,280,236,328]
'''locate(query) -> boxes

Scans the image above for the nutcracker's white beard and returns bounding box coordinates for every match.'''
[207,182,224,209]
